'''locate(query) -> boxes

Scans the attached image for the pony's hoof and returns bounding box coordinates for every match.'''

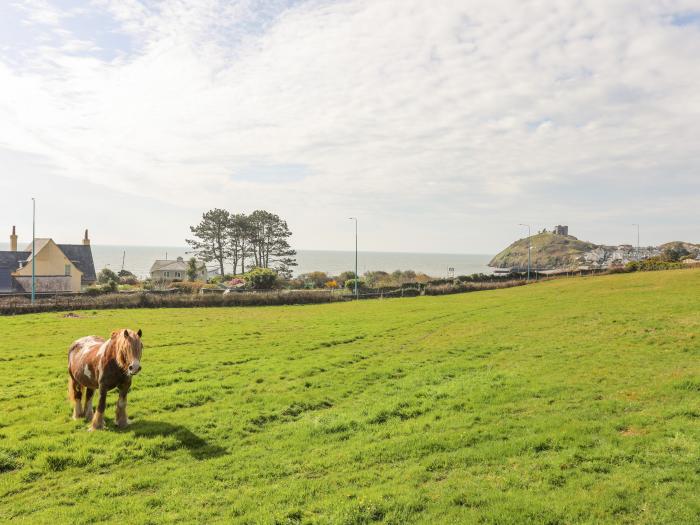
[116,419,130,428]
[88,424,104,432]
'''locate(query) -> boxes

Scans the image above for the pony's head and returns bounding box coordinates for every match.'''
[112,328,144,376]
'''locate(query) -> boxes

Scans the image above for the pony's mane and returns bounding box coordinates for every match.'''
[110,329,141,370]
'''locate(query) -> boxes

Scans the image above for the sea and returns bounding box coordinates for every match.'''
[0,243,494,279]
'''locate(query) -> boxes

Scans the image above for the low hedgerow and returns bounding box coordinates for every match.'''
[0,290,348,315]
[424,280,525,296]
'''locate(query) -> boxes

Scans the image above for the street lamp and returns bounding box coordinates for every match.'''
[31,198,36,304]
[632,224,640,261]
[349,217,358,300]
[519,223,531,281]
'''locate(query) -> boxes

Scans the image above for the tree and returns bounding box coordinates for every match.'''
[247,210,297,278]
[228,213,254,275]
[186,209,231,278]
[186,257,199,282]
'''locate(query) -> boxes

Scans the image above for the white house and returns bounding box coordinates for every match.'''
[150,257,209,282]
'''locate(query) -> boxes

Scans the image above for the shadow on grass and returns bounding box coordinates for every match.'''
[119,420,227,460]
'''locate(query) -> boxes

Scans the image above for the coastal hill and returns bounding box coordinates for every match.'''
[490,229,700,270]
[489,231,597,269]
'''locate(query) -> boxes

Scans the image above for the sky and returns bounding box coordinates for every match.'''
[0,0,699,253]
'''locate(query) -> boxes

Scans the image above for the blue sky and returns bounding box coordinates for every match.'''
[0,0,699,252]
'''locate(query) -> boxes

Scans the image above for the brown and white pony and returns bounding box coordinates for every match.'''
[68,328,143,431]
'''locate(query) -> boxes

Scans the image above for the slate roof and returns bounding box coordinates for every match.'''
[0,251,30,268]
[151,258,187,273]
[0,251,30,292]
[57,244,97,285]
[0,239,96,291]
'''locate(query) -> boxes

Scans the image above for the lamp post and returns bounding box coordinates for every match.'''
[519,223,531,281]
[349,217,358,300]
[31,198,36,304]
[632,224,640,261]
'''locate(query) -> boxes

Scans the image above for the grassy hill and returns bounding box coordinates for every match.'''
[1,270,699,523]
[659,241,700,257]
[489,231,598,269]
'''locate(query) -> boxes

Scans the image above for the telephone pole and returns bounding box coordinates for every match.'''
[31,198,36,304]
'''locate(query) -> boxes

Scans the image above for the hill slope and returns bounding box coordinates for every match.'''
[489,231,598,269]
[1,270,700,523]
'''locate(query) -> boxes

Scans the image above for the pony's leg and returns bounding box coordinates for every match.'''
[83,388,95,421]
[89,387,107,431]
[115,384,130,428]
[69,375,84,419]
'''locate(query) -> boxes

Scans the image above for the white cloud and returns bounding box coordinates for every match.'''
[0,0,699,251]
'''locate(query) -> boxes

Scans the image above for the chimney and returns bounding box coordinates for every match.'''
[83,229,90,246]
[10,226,17,252]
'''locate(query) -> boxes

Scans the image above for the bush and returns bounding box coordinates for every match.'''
[118,275,139,285]
[625,258,683,272]
[97,268,118,284]
[299,271,330,288]
[246,268,278,290]
[85,281,117,295]
[336,271,356,286]
[169,281,206,294]
[344,278,365,291]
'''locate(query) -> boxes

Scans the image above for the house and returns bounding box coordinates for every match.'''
[0,227,96,293]
[150,256,209,282]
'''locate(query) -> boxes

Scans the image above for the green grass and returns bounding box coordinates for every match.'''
[1,270,699,524]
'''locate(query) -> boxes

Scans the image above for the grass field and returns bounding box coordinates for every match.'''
[1,270,699,524]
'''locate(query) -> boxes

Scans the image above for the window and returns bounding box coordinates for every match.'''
[164,271,170,278]
[175,272,181,278]
[65,264,71,276]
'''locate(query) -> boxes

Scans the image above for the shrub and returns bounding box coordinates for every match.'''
[299,271,330,288]
[245,268,278,290]
[97,268,118,284]
[118,275,139,285]
[325,280,339,289]
[169,281,206,294]
[336,271,356,286]
[625,258,683,272]
[344,278,365,291]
